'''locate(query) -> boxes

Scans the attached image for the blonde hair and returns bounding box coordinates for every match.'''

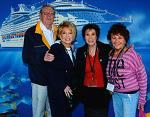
[57,21,77,41]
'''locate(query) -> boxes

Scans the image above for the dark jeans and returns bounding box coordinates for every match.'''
[80,87,110,117]
[80,86,111,108]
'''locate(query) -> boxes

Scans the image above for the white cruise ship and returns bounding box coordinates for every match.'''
[0,0,132,47]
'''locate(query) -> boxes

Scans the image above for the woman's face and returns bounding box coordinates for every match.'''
[84,29,97,47]
[111,33,126,51]
[59,27,74,47]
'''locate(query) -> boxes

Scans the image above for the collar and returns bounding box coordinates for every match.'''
[40,21,54,32]
[35,21,57,49]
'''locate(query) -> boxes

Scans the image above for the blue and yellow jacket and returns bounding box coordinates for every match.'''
[22,21,57,85]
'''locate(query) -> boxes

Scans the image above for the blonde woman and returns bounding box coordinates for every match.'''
[44,21,77,117]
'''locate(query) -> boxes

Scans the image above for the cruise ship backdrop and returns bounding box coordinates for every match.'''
[0,0,150,116]
[0,0,132,48]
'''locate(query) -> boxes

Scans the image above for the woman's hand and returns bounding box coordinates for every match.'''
[64,85,73,98]
[138,104,144,111]
[44,50,55,62]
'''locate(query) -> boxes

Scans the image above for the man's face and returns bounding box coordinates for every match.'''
[40,6,55,29]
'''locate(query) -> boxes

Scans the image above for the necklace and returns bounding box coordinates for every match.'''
[108,46,126,77]
[87,46,98,81]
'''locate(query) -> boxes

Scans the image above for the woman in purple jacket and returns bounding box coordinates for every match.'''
[106,23,147,117]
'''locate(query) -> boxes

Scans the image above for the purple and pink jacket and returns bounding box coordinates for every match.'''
[106,47,147,105]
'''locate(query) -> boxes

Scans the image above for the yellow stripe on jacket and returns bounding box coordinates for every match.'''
[35,21,57,49]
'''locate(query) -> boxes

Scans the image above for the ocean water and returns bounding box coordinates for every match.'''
[136,48,150,91]
[0,46,149,116]
[0,48,32,116]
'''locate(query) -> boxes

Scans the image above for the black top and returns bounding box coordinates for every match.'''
[75,41,112,88]
[22,25,49,85]
[46,43,75,90]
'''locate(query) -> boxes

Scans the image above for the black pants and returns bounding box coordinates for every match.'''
[80,86,110,117]
[84,106,108,117]
[48,86,72,117]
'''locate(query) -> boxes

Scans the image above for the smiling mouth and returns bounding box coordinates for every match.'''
[89,41,94,43]
[65,39,71,41]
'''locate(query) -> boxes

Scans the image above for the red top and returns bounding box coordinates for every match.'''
[83,50,104,88]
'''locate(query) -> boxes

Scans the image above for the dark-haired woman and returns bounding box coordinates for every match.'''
[106,23,147,117]
[75,23,112,117]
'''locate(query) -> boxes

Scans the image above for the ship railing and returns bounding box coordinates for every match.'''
[105,10,133,23]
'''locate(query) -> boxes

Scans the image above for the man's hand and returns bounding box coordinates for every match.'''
[44,50,55,62]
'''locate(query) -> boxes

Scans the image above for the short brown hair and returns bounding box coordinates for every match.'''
[40,4,55,15]
[82,23,100,39]
[107,23,130,43]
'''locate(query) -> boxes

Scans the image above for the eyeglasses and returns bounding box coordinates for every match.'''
[42,12,55,16]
